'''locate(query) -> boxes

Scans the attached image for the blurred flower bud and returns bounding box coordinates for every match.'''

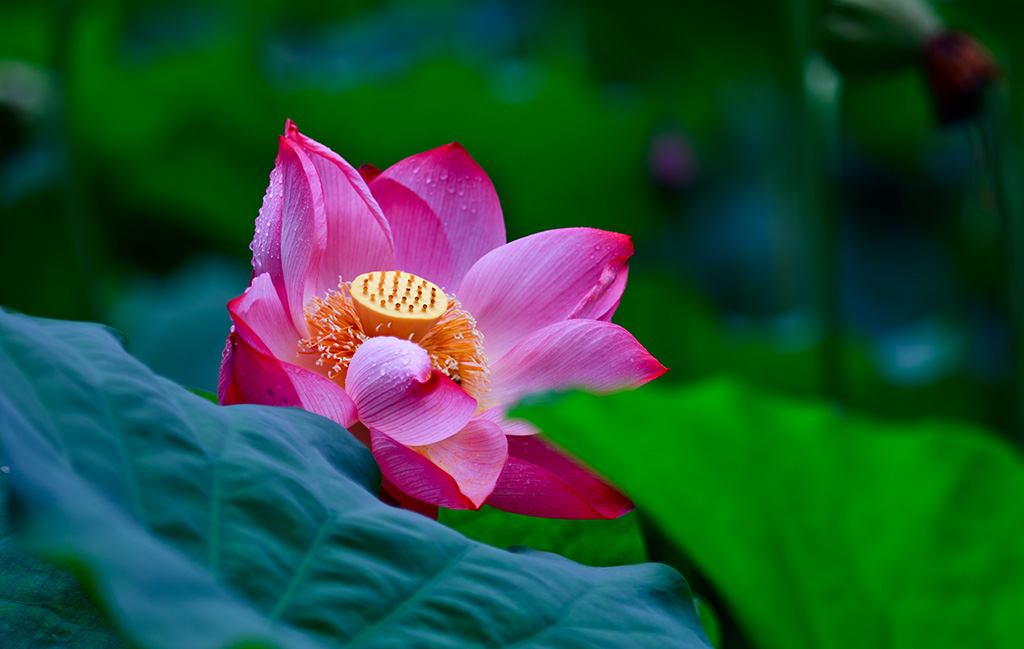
[822,0,943,74]
[646,129,698,195]
[923,31,998,125]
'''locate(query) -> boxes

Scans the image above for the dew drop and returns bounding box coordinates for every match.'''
[439,169,449,180]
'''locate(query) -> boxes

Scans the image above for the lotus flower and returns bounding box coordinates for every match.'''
[219,121,667,518]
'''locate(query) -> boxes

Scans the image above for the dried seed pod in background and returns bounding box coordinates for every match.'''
[923,31,999,125]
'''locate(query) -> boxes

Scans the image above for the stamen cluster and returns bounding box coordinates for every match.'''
[300,275,489,400]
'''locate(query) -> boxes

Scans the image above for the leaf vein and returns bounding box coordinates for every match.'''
[269,512,336,622]
[344,544,473,648]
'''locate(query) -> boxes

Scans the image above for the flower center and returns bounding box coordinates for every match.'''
[299,271,489,401]
[349,271,447,342]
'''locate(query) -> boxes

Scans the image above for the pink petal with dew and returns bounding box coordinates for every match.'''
[219,331,358,428]
[218,335,236,405]
[285,122,395,289]
[258,136,329,333]
[457,228,633,360]
[369,142,505,292]
[485,436,634,520]
[372,419,507,510]
[226,272,303,364]
[251,159,284,305]
[412,419,507,508]
[479,319,667,411]
[371,430,473,510]
[478,408,541,436]
[345,336,477,446]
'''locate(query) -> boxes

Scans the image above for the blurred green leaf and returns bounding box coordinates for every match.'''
[185,386,218,403]
[440,506,648,568]
[519,380,1024,649]
[0,311,711,649]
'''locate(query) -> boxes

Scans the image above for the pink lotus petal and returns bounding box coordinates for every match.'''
[372,430,474,510]
[380,478,440,519]
[369,143,505,291]
[498,418,541,436]
[227,272,302,364]
[411,419,507,508]
[220,331,358,427]
[270,136,329,332]
[479,319,667,411]
[346,336,476,446]
[586,262,629,322]
[251,159,285,308]
[485,436,633,519]
[285,122,395,289]
[357,163,382,185]
[457,228,633,360]
[478,408,541,436]
[218,334,237,405]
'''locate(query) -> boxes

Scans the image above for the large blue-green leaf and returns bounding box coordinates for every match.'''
[0,485,125,649]
[0,310,711,649]
[518,381,1024,649]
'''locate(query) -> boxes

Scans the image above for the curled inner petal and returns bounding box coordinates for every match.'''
[346,336,476,446]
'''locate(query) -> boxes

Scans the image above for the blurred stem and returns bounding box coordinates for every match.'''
[976,87,1024,445]
[788,0,846,406]
[808,68,845,408]
[52,0,103,320]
